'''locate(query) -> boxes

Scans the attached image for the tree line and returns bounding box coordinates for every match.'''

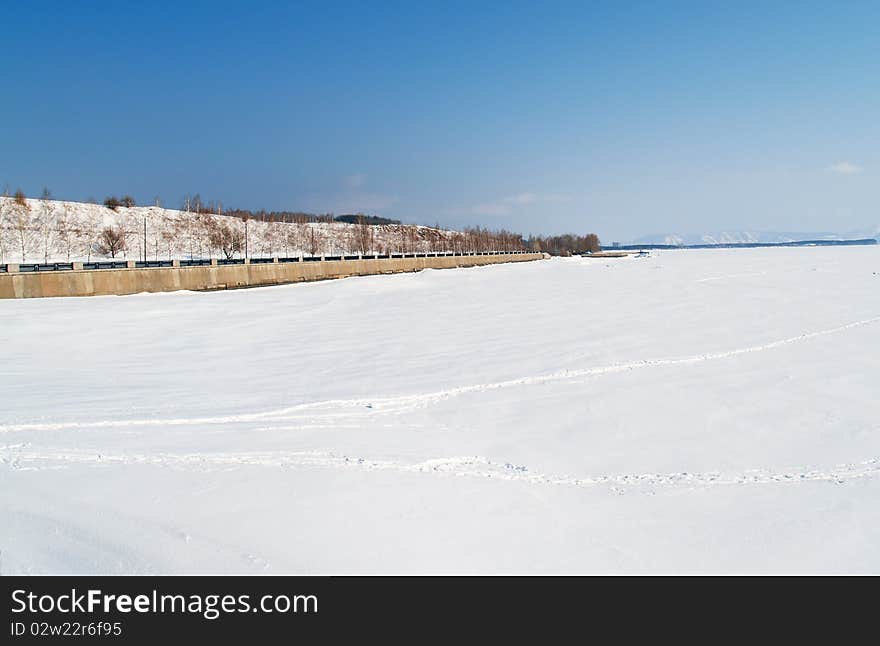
[525,233,601,255]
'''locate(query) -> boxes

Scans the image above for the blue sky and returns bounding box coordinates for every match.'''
[2,1,878,240]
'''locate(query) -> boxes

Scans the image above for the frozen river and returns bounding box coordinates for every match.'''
[1,246,878,573]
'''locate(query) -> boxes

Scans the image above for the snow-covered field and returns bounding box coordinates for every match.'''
[1,246,878,574]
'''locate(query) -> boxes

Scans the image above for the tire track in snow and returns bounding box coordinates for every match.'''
[2,314,879,434]
[1,446,878,491]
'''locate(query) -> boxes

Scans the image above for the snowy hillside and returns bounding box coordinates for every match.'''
[0,197,509,265]
[1,245,878,573]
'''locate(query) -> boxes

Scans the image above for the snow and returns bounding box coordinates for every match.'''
[1,246,879,573]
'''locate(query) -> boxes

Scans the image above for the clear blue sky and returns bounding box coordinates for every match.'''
[2,1,878,240]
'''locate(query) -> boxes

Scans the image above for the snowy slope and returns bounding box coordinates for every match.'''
[0,197,459,264]
[1,246,879,573]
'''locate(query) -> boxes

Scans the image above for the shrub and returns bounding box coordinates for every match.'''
[121,195,136,208]
[104,196,121,210]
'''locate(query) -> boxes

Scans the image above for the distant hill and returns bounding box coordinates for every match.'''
[628,230,853,246]
[611,238,878,251]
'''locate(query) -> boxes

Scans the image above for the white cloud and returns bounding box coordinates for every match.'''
[462,192,570,216]
[303,179,398,214]
[470,202,512,216]
[327,193,398,213]
[343,173,367,188]
[300,173,398,215]
[827,162,863,175]
[504,192,538,205]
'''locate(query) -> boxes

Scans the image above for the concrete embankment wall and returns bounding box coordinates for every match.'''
[0,253,544,299]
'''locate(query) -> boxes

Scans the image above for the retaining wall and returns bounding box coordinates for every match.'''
[0,253,544,299]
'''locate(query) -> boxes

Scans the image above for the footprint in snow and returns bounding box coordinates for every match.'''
[245,554,270,570]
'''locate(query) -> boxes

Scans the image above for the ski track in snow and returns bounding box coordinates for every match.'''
[2,314,878,434]
[1,446,877,492]
[694,271,767,282]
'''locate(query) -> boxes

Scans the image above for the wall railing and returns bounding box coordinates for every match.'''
[2,250,532,273]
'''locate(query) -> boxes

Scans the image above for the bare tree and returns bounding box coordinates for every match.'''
[282,221,296,257]
[56,200,78,262]
[161,222,177,260]
[525,232,599,255]
[306,225,323,257]
[405,225,418,253]
[180,195,197,259]
[10,191,33,262]
[353,215,374,255]
[208,220,244,259]
[96,226,127,258]
[259,221,279,258]
[114,208,134,260]
[77,210,101,262]
[0,189,9,263]
[36,188,56,263]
